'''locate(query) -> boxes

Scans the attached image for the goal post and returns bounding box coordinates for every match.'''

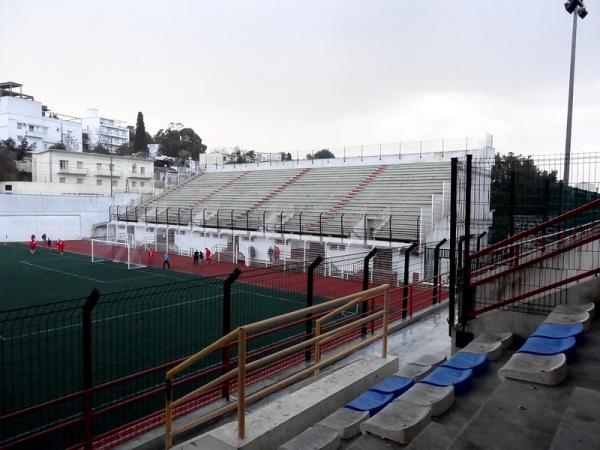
[91,239,147,269]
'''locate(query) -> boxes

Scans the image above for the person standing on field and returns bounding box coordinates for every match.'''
[193,250,199,265]
[163,253,171,270]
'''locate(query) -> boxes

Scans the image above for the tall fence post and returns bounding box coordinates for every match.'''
[305,256,323,361]
[402,242,418,319]
[461,155,473,326]
[222,268,242,399]
[476,231,487,252]
[361,248,378,336]
[448,158,458,336]
[432,238,447,304]
[509,170,516,237]
[83,288,101,450]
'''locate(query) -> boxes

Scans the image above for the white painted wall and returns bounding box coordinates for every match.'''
[0,192,136,242]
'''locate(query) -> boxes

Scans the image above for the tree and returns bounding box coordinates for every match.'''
[133,112,148,155]
[308,149,335,160]
[0,149,19,181]
[280,152,293,161]
[116,143,133,156]
[93,144,109,154]
[154,124,207,161]
[49,142,66,150]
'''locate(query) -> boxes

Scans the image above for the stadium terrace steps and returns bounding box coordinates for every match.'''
[305,165,388,232]
[318,408,369,440]
[544,310,591,330]
[359,399,432,444]
[233,167,312,221]
[189,170,250,209]
[278,424,340,450]
[498,353,567,386]
[549,387,600,450]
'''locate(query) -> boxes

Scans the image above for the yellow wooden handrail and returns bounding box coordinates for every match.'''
[164,284,390,448]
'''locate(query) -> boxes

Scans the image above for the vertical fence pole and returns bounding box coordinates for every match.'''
[145,207,148,223]
[448,158,458,336]
[246,210,250,231]
[402,242,418,319]
[217,209,220,230]
[83,288,101,450]
[509,170,516,237]
[237,327,247,439]
[299,211,303,236]
[461,154,473,328]
[305,256,323,361]
[155,207,158,224]
[362,248,377,336]
[319,213,323,236]
[389,215,392,242]
[166,207,169,225]
[189,208,193,230]
[476,231,487,252]
[222,268,242,399]
[432,238,447,304]
[340,214,344,238]
[203,209,206,229]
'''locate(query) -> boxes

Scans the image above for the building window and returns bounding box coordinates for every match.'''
[97,180,102,186]
[17,123,23,129]
[28,125,34,132]
[59,177,66,184]
[131,181,137,187]
[76,178,83,184]
[112,180,117,186]
[5,184,12,191]
[132,164,137,173]
[59,160,68,170]
[140,182,145,187]
[140,166,145,175]
[77,161,83,169]
[97,163,102,170]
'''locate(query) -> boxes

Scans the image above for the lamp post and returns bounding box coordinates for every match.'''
[563,0,588,186]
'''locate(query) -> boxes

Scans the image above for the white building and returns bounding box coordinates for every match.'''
[0,82,82,151]
[27,149,154,195]
[81,108,129,153]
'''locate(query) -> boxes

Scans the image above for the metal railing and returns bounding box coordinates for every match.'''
[164,284,390,448]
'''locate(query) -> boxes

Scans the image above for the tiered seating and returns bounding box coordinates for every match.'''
[132,160,451,240]
[498,302,594,385]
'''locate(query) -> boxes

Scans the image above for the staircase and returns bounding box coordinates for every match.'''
[306,165,388,233]
[234,167,312,222]
[190,170,250,209]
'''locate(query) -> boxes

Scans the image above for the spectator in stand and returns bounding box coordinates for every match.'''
[193,250,199,265]
[274,245,281,262]
[268,246,274,262]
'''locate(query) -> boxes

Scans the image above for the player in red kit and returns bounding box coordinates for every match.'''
[147,248,155,266]
[29,240,37,254]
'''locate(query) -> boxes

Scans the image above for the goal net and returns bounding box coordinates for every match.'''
[91,239,147,269]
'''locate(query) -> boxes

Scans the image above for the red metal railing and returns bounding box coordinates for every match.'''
[466,198,600,318]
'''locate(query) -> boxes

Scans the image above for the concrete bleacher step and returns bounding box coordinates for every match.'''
[553,302,595,319]
[395,363,435,381]
[472,331,513,350]
[399,383,455,417]
[549,386,600,450]
[498,353,567,386]
[360,399,432,444]
[318,407,369,440]
[544,311,591,330]
[460,340,502,361]
[410,353,447,367]
[278,424,340,450]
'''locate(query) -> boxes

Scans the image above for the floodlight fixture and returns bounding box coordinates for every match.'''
[578,7,588,18]
[564,0,583,14]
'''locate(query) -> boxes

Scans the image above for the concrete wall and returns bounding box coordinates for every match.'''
[0,192,136,242]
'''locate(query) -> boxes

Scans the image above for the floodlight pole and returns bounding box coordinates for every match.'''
[563,8,578,187]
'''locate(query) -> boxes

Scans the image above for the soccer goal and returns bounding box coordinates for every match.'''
[91,239,147,269]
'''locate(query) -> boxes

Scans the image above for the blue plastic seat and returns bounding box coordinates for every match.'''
[368,376,414,399]
[518,336,576,361]
[345,391,394,416]
[421,367,473,395]
[532,323,584,345]
[442,352,488,376]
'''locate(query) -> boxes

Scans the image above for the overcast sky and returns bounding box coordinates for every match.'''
[1,0,599,155]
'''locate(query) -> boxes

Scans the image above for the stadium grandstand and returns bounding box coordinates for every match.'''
[2,144,600,450]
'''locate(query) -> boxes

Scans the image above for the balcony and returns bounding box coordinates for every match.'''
[127,172,152,179]
[95,168,123,177]
[57,166,88,175]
